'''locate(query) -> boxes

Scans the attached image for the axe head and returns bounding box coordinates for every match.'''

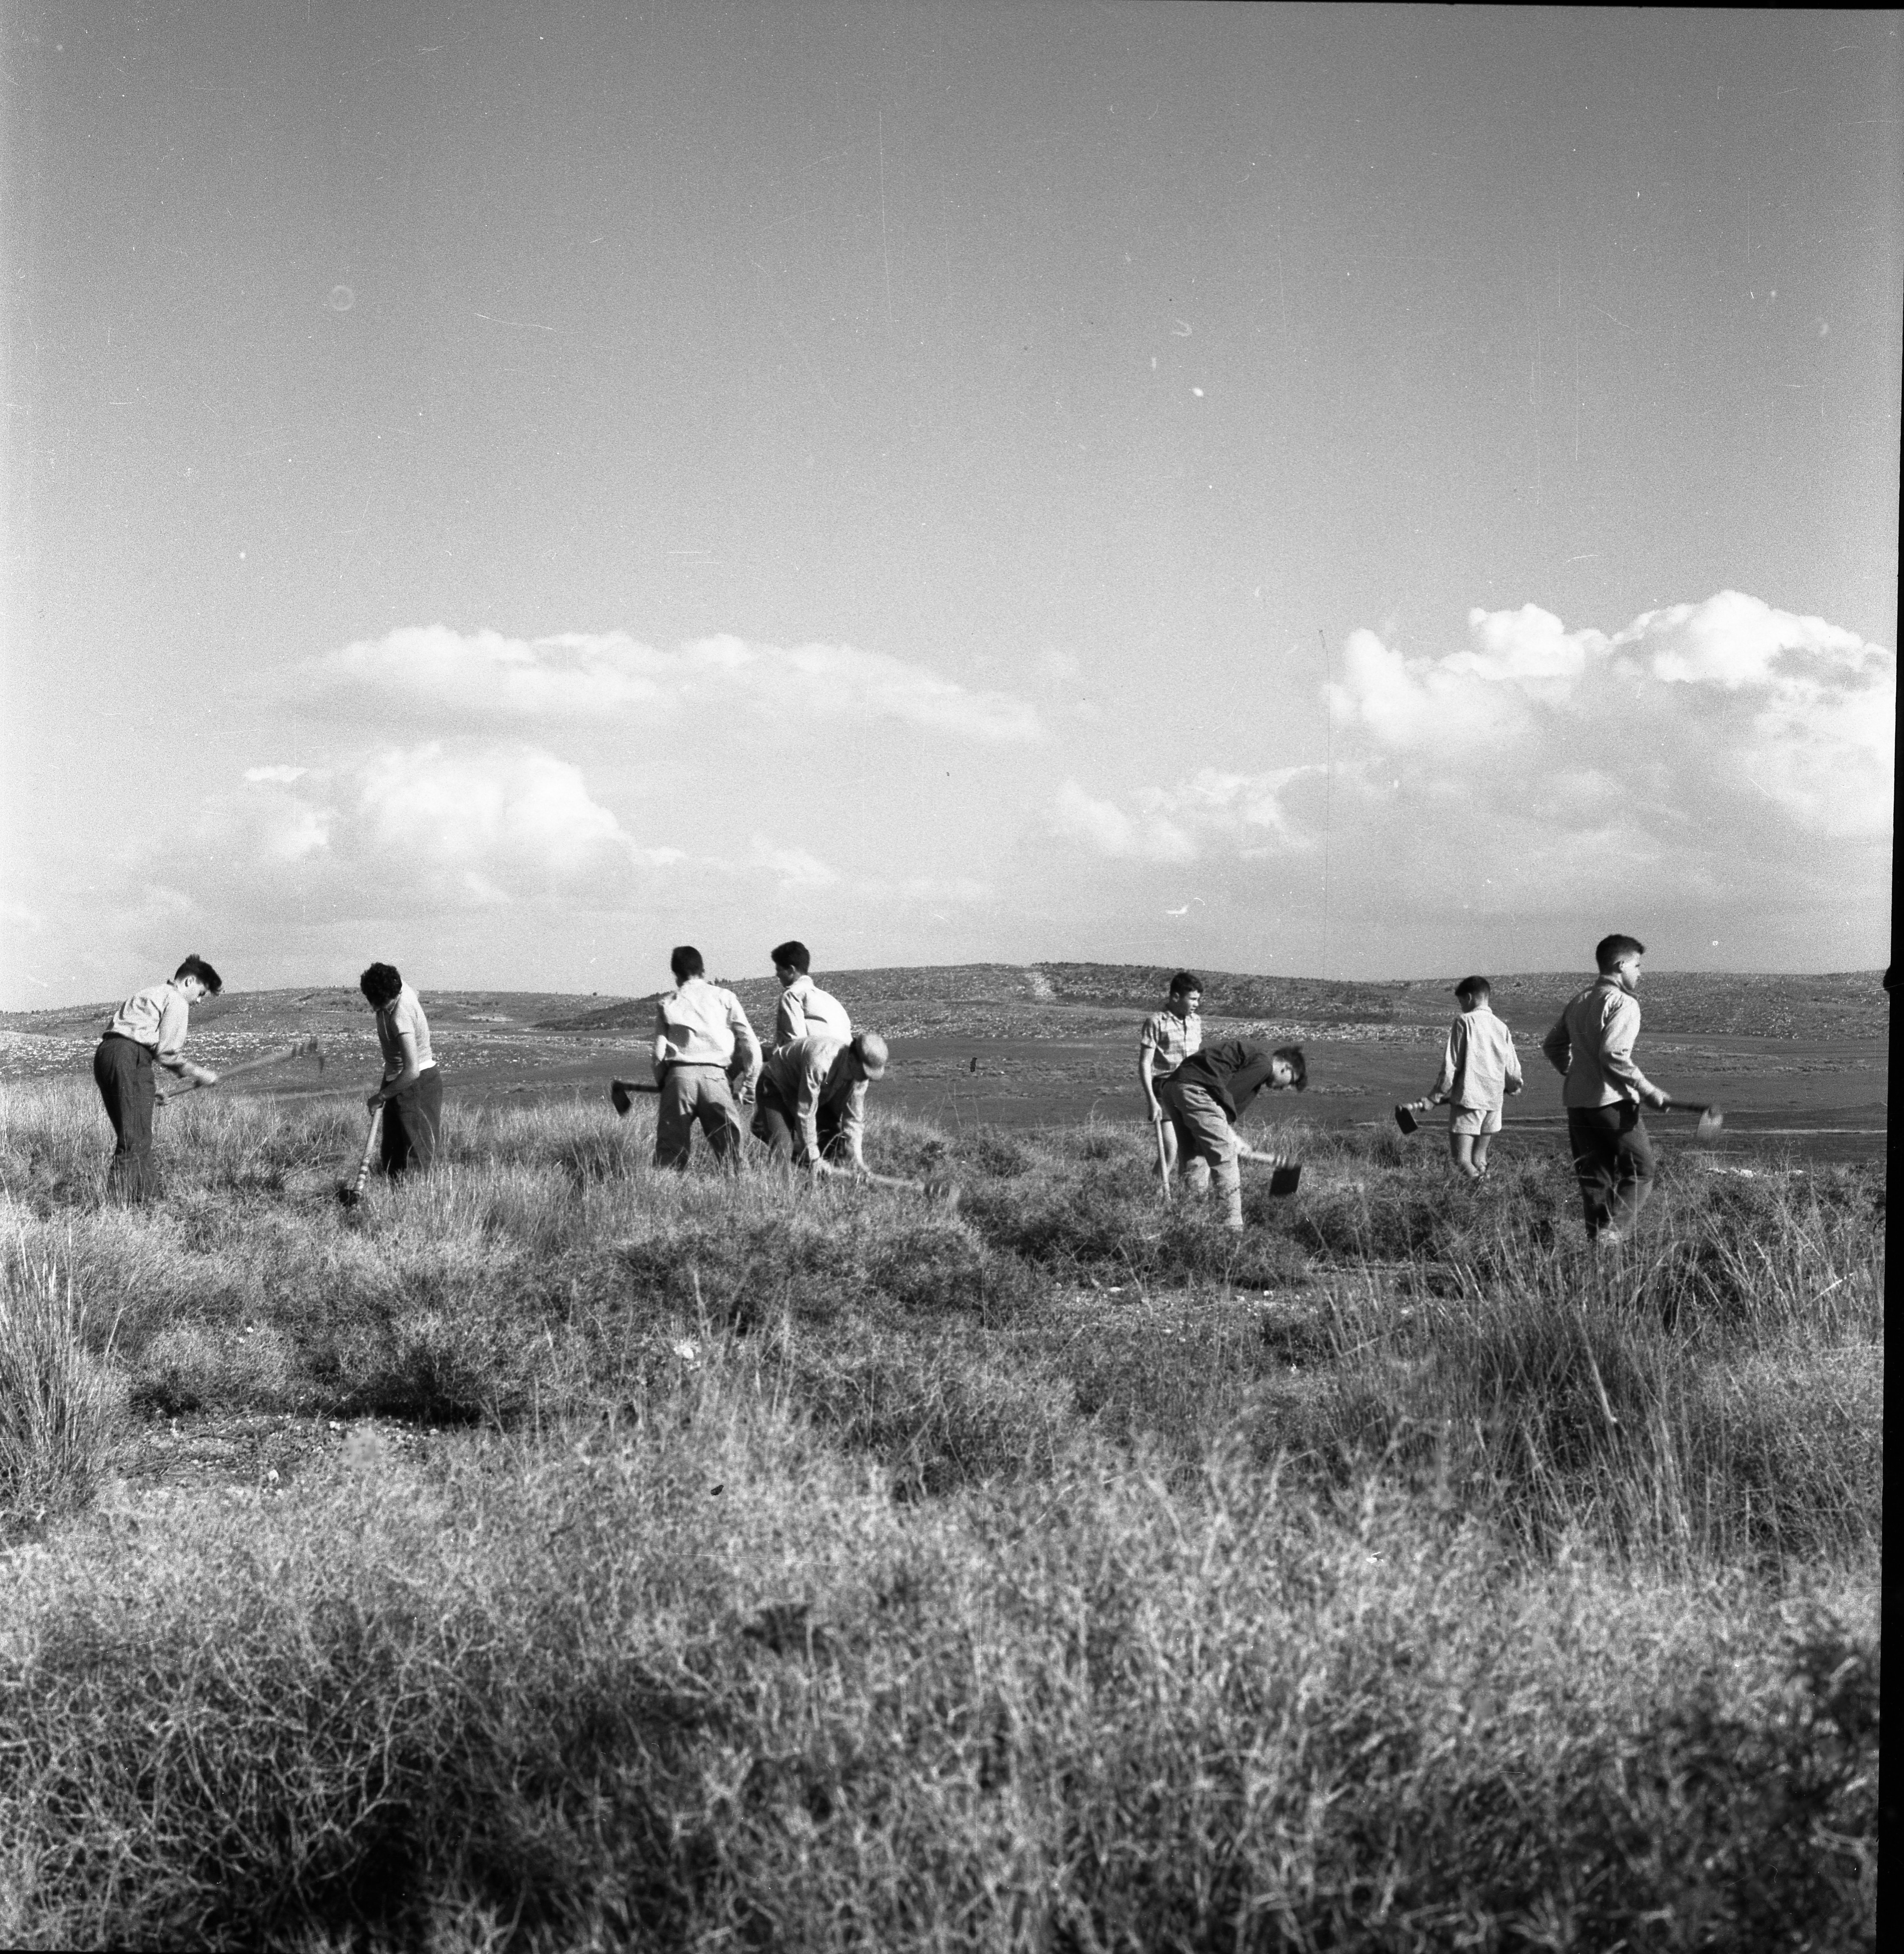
[1393,1104,1419,1136]
[610,1079,634,1118]
[337,1183,362,1209]
[1269,1163,1302,1197]
[1695,1106,1724,1142]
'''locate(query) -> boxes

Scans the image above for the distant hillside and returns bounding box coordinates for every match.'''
[4,964,1887,1046]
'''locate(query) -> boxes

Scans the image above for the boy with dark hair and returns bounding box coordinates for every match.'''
[1402,976,1524,1179]
[1157,1037,1305,1229]
[752,1031,889,1176]
[1541,934,1673,1246]
[652,946,761,1169]
[769,939,852,1052]
[92,955,223,1200]
[359,961,442,1178]
[1139,971,1203,1174]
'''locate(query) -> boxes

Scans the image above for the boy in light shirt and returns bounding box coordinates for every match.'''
[1139,971,1203,1175]
[651,945,761,1170]
[359,961,442,1179]
[1540,933,1674,1246]
[1401,975,1523,1180]
[93,954,223,1200]
[769,939,852,1053]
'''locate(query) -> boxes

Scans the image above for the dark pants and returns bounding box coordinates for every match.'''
[94,1033,161,1201]
[380,1066,443,1177]
[750,1073,845,1167]
[1566,1103,1656,1239]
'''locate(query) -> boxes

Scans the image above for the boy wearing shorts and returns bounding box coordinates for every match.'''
[1402,976,1522,1180]
[1139,971,1203,1174]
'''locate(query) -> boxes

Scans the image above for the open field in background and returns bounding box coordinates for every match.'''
[0,1030,1883,1950]
[1,963,1888,1163]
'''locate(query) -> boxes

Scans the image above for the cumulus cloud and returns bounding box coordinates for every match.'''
[751,840,842,890]
[1321,590,1893,919]
[1049,592,1889,943]
[209,743,681,916]
[308,626,1044,745]
[1329,592,1892,845]
[1051,768,1318,863]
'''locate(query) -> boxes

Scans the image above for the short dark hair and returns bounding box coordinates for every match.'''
[1595,933,1646,972]
[174,954,222,995]
[1274,1044,1307,1091]
[771,940,811,974]
[358,961,402,1007]
[1169,970,1201,999]
[670,945,704,983]
[1454,975,1491,1002]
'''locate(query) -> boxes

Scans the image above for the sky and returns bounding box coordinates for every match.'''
[2,1,1897,1008]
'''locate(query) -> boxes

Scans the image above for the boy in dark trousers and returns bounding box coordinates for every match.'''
[93,955,222,1200]
[360,962,443,1179]
[1540,933,1673,1246]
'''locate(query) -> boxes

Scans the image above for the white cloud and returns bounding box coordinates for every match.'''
[1052,780,1196,863]
[1320,590,1893,917]
[1047,592,1889,941]
[1051,768,1317,864]
[206,743,681,917]
[751,839,842,890]
[309,626,1044,745]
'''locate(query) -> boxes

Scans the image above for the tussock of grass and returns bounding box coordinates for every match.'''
[0,1227,125,1526]
[0,1078,1881,1945]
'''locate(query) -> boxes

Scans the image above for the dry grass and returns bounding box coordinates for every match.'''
[0,1076,1882,1949]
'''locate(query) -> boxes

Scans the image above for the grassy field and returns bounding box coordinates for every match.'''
[0,1071,1883,1950]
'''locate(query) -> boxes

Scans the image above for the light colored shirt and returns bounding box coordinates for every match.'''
[106,979,192,1067]
[1541,979,1660,1108]
[761,1034,867,1167]
[1140,1007,1201,1077]
[375,984,436,1078]
[1426,1004,1523,1110]
[774,974,852,1052]
[653,977,761,1078]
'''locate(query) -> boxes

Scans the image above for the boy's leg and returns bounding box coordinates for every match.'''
[95,1037,159,1201]
[1608,1107,1656,1234]
[654,1067,699,1170]
[1157,1083,1197,1187]
[1174,1083,1240,1223]
[381,1092,412,1177]
[386,1069,442,1177]
[692,1072,745,1168]
[750,1078,798,1167]
[1566,1107,1619,1237]
[1153,1074,1180,1173]
[1447,1107,1481,1179]
[1469,1106,1501,1176]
